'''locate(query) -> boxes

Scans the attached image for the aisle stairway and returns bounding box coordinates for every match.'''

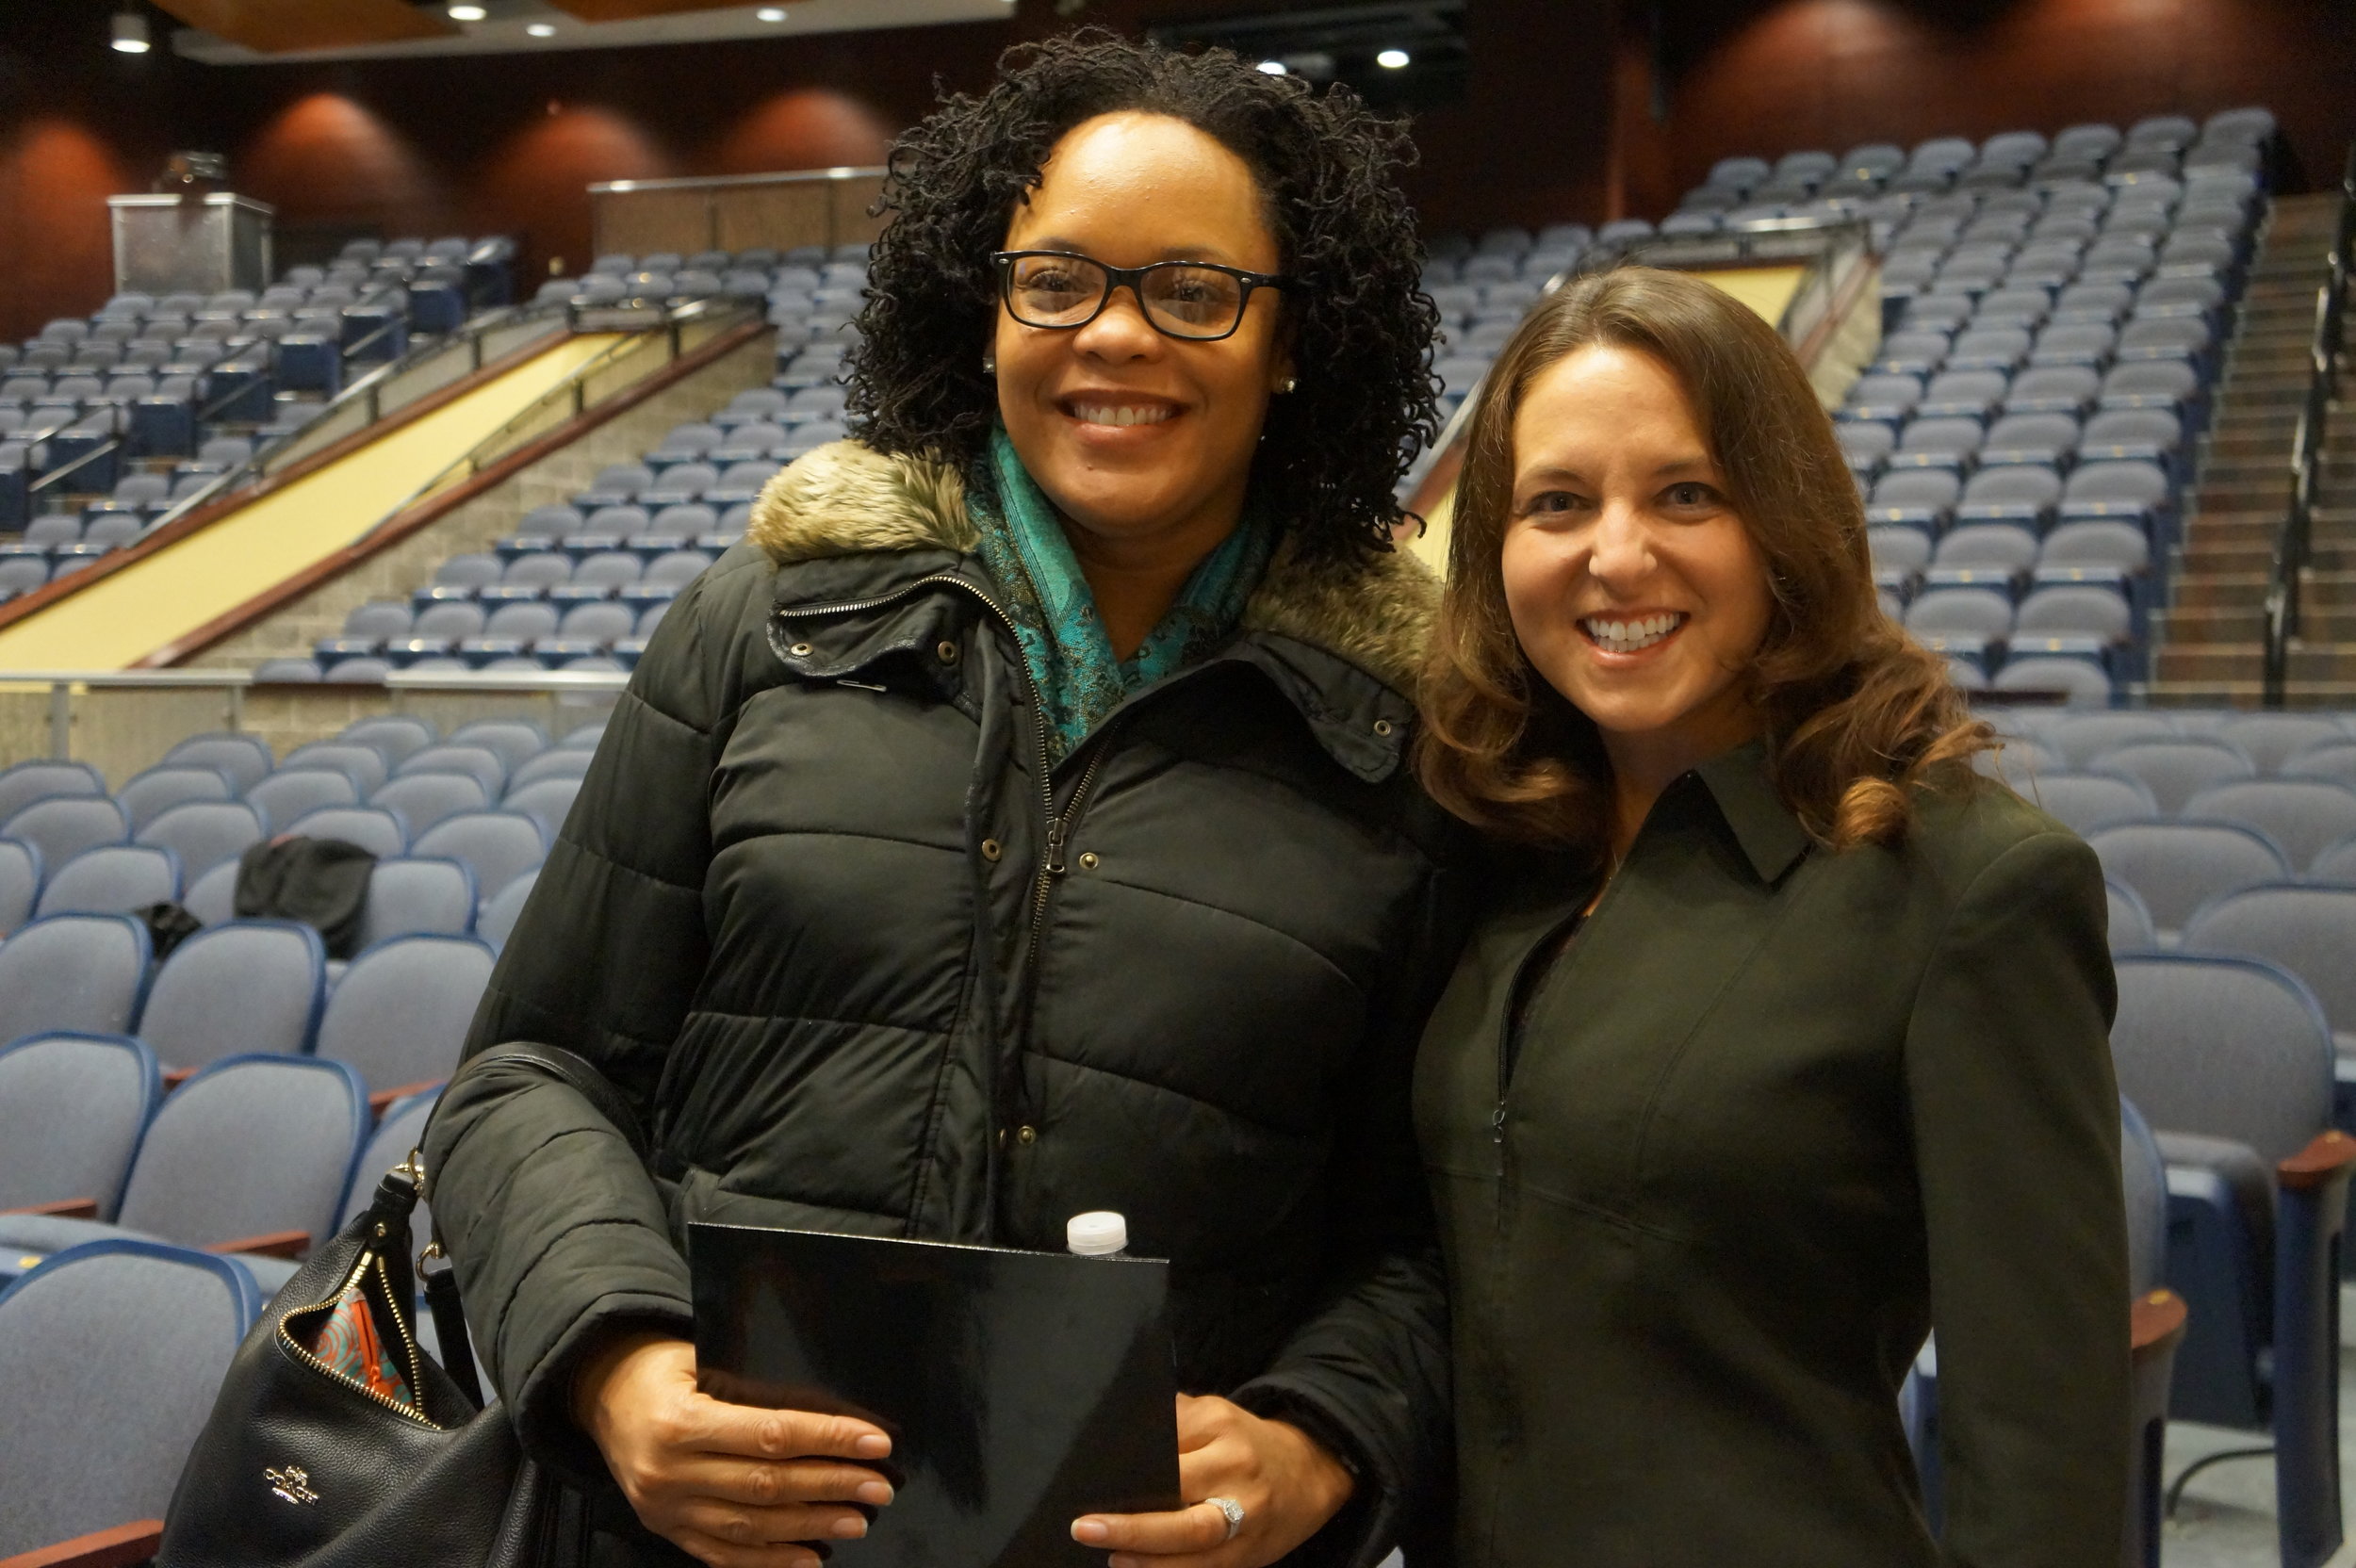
[0,334,619,673]
[2153,192,2353,701]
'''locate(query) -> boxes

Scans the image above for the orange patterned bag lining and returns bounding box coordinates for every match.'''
[305,1271,417,1410]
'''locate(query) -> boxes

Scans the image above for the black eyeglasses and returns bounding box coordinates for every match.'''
[992,250,1295,342]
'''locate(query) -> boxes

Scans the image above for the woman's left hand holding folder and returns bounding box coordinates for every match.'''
[1071,1393,1354,1568]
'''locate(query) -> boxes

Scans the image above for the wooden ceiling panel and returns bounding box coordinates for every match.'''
[151,0,461,53]
[544,0,808,19]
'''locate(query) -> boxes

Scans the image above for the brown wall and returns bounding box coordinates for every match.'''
[0,0,1013,340]
[1624,0,2356,220]
[4,0,2353,343]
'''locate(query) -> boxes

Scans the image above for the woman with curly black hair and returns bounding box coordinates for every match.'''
[425,28,1469,1568]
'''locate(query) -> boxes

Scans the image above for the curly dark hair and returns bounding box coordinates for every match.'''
[848,27,1441,558]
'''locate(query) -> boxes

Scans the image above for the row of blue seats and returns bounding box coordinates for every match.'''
[0,916,486,1088]
[2004,731,2356,808]
[1996,709,2356,765]
[0,782,561,906]
[0,825,539,955]
[1887,564,2141,634]
[2091,817,2356,944]
[2032,769,2356,878]
[0,714,599,822]
[417,556,704,607]
[1688,111,2276,204]
[561,460,781,510]
[341,593,669,644]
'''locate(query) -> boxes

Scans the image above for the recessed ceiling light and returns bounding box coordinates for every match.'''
[527,21,556,35]
[1256,59,1286,74]
[111,9,151,52]
[1377,48,1410,69]
[448,4,486,20]
[755,6,789,19]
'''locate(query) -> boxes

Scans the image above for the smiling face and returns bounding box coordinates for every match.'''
[994,111,1294,563]
[1499,343,1775,781]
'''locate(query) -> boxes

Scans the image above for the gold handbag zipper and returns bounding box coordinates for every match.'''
[275,1250,439,1429]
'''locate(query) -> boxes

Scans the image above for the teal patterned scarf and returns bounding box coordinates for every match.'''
[969,426,1275,764]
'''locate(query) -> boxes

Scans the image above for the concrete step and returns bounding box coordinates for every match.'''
[2169,568,2356,601]
[2143,679,2356,707]
[2155,607,2356,644]
[2182,514,2356,546]
[2158,643,2356,681]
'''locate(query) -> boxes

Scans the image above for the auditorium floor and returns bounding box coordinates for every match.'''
[2158,1287,2356,1567]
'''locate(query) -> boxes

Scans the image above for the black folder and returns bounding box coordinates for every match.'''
[690,1222,1183,1566]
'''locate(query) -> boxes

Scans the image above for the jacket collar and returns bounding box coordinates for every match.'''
[1690,741,1812,884]
[747,440,1439,701]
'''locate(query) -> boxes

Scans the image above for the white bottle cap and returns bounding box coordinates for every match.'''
[1066,1211,1128,1256]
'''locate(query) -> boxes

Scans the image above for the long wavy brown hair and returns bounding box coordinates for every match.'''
[1415,267,1992,868]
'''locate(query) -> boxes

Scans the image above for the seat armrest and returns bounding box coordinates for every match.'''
[2277,1130,2356,1192]
[209,1230,310,1259]
[0,1198,97,1218]
[2129,1288,2188,1361]
[0,1520,165,1568]
[368,1080,442,1118]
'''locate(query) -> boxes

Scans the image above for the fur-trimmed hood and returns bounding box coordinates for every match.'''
[747,440,1437,696]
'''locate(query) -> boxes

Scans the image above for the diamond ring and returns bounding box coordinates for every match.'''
[1203,1495,1245,1543]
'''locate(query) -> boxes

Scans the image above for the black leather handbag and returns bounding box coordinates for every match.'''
[155,1040,648,1568]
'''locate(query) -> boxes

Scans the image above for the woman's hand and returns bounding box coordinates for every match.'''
[1072,1394,1355,1568]
[575,1331,897,1568]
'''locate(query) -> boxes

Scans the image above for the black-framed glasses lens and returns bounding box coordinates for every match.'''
[1005,255,1251,339]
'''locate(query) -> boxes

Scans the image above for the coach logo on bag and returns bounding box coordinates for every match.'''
[266,1464,319,1505]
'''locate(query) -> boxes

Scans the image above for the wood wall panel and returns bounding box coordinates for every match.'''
[593,187,712,260]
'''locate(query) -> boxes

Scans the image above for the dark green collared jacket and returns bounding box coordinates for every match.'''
[1414,743,2128,1566]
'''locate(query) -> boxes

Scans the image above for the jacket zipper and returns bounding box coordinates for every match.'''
[773,573,1079,1129]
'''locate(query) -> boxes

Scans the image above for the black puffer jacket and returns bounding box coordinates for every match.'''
[425,441,1474,1564]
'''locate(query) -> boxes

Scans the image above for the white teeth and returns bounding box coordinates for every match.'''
[1580,613,1686,653]
[1072,403,1176,428]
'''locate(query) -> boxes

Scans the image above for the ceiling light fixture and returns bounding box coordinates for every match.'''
[110,9,151,53]
[527,21,556,35]
[1255,59,1285,74]
[755,7,789,19]
[447,4,486,20]
[1377,48,1410,69]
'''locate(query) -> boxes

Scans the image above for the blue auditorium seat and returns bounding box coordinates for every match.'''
[313,934,492,1097]
[134,801,262,883]
[2107,954,2350,1568]
[33,845,179,920]
[0,913,151,1045]
[138,920,326,1071]
[0,1031,158,1217]
[0,1239,260,1558]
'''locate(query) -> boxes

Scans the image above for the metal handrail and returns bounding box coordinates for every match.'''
[0,667,627,691]
[133,299,569,539]
[586,166,885,196]
[356,295,756,538]
[2262,144,2356,706]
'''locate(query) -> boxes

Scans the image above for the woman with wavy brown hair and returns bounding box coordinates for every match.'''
[1411,267,2129,1565]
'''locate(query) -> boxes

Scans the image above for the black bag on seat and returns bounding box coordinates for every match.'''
[233,837,376,958]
